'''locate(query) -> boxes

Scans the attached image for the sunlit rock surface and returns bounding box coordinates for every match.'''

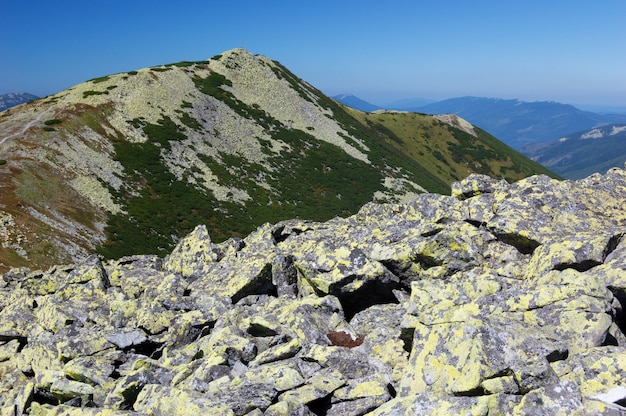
[1,166,626,415]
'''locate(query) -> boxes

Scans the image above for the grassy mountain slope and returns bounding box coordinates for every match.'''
[411,96,626,149]
[0,49,558,272]
[348,110,557,184]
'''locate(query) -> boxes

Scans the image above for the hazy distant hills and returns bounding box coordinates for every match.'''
[0,92,38,111]
[330,94,437,113]
[575,103,626,114]
[383,97,436,109]
[331,93,381,112]
[397,96,626,149]
[0,49,555,271]
[521,124,626,179]
[334,94,626,150]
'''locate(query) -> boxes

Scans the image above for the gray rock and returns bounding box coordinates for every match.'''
[2,168,626,414]
[107,330,148,350]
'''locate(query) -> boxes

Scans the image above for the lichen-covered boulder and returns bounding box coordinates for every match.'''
[450,172,507,200]
[162,224,223,278]
[2,167,626,414]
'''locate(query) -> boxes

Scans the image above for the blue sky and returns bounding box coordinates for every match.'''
[2,0,625,106]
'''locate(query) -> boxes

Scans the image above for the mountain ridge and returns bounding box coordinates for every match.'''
[334,94,626,150]
[0,49,556,271]
[407,96,626,148]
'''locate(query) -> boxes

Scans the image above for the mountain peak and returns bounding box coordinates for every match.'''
[0,50,555,271]
[433,114,477,137]
[219,47,255,57]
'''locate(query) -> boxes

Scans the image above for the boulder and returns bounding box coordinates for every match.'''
[1,167,626,414]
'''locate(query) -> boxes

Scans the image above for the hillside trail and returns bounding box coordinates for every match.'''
[0,104,56,146]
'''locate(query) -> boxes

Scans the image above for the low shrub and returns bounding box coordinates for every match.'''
[83,90,107,98]
[90,76,110,84]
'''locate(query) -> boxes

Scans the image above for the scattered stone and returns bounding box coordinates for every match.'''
[1,166,626,414]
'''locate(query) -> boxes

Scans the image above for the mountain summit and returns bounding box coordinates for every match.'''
[0,49,555,271]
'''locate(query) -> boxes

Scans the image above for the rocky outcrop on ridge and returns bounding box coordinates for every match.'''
[1,166,626,415]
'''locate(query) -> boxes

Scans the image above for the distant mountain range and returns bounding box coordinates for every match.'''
[330,94,435,113]
[0,92,38,111]
[331,94,381,112]
[574,104,626,114]
[521,124,626,179]
[0,49,554,271]
[410,97,626,149]
[333,94,626,177]
[333,95,626,149]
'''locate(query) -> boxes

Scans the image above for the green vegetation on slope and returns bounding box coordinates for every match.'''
[270,61,450,194]
[348,110,559,184]
[96,58,558,260]
[98,137,220,259]
[0,52,564,273]
[97,84,389,258]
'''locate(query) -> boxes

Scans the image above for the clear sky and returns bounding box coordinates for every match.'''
[2,0,625,106]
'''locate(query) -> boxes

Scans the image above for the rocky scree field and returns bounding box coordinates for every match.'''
[0,166,625,415]
[0,49,556,273]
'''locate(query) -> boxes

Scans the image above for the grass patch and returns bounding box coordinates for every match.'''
[83,90,108,98]
[176,110,203,131]
[15,163,99,226]
[90,76,110,84]
[193,72,233,96]
[169,61,196,68]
